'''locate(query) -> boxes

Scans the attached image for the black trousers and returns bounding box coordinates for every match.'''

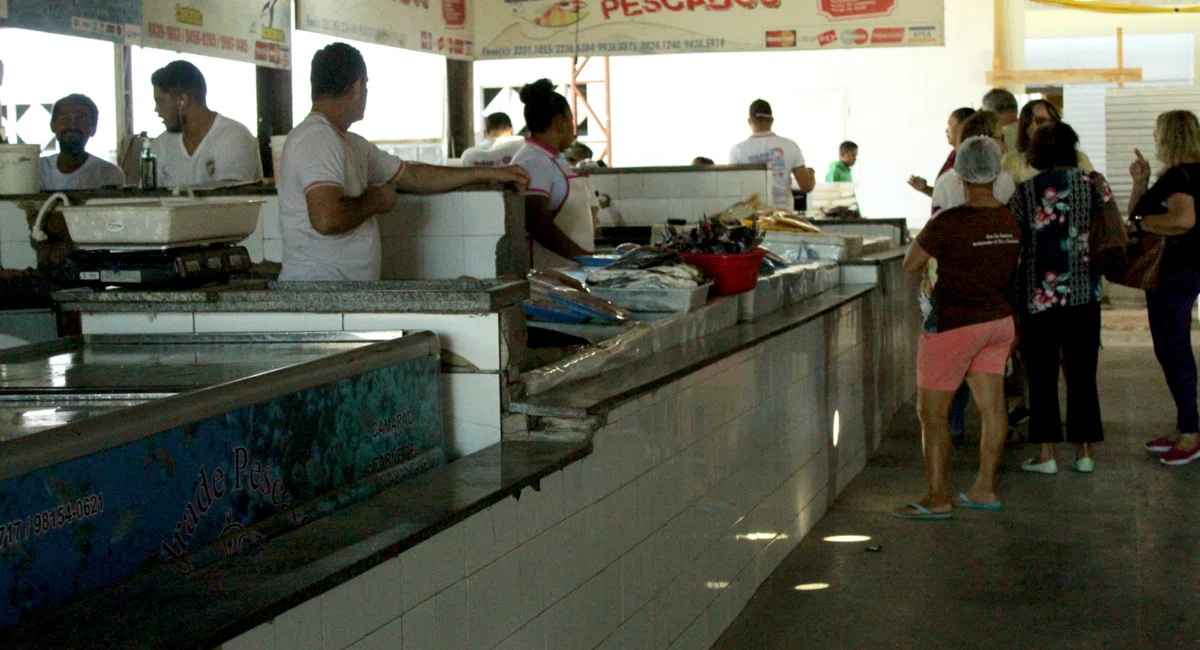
[1146,266,1200,434]
[1018,302,1104,444]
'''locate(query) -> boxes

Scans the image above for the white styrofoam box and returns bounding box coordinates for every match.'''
[518,527,565,622]
[467,550,524,648]
[343,313,501,371]
[400,581,468,650]
[0,201,29,243]
[415,236,466,279]
[517,471,564,544]
[622,522,683,617]
[445,419,501,461]
[618,173,646,199]
[464,497,519,576]
[263,238,283,262]
[1,242,36,270]
[442,373,501,428]
[841,265,878,285]
[400,526,466,613]
[356,557,405,635]
[358,617,403,650]
[221,621,274,650]
[544,562,622,650]
[462,192,507,236]
[260,196,282,239]
[462,235,501,278]
[321,577,368,650]
[194,312,343,333]
[495,615,547,650]
[274,594,323,649]
[81,312,195,335]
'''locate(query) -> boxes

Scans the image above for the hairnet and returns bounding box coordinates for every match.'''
[954,136,1002,185]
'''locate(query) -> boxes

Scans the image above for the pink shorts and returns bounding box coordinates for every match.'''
[917,317,1015,391]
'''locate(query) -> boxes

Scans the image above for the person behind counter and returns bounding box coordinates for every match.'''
[729,99,815,209]
[826,141,858,183]
[277,42,529,282]
[461,112,525,167]
[149,60,262,188]
[39,94,124,191]
[511,79,595,267]
[982,88,1021,155]
[692,156,715,166]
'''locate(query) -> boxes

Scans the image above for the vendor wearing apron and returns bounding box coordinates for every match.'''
[510,79,594,268]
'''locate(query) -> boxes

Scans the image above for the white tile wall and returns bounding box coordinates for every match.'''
[592,169,770,227]
[194,312,344,333]
[342,313,501,371]
[211,298,890,650]
[81,312,195,334]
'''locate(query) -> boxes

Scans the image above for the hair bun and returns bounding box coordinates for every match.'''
[519,78,556,105]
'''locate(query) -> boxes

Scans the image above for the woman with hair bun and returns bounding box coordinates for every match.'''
[510,78,595,267]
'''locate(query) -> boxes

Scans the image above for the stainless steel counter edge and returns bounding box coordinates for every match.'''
[0,331,440,482]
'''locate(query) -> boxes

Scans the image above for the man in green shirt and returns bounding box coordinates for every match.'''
[826,141,857,182]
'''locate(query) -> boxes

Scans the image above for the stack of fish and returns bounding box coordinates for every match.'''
[659,215,765,255]
[523,269,633,324]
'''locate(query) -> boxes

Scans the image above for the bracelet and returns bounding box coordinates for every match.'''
[1131,214,1145,233]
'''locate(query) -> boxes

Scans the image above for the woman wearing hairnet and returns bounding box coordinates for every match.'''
[1008,122,1117,475]
[896,136,1023,519]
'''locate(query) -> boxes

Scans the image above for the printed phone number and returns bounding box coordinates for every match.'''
[0,493,105,549]
[489,38,726,57]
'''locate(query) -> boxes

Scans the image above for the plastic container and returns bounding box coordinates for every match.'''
[588,283,711,314]
[679,249,768,296]
[59,198,264,248]
[0,144,40,195]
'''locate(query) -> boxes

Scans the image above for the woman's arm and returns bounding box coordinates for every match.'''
[1140,193,1197,236]
[1128,149,1152,216]
[903,240,932,275]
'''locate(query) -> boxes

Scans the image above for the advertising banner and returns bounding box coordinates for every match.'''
[0,0,142,45]
[0,355,444,627]
[141,0,292,69]
[295,0,474,61]
[474,0,943,59]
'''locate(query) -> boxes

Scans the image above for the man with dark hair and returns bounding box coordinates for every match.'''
[982,88,1020,154]
[692,156,714,166]
[461,111,523,167]
[39,94,124,190]
[826,141,858,183]
[728,99,815,209]
[149,60,261,187]
[279,42,529,281]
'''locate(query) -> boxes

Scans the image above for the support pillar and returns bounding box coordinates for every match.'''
[446,59,474,159]
[256,66,293,179]
[993,0,1027,93]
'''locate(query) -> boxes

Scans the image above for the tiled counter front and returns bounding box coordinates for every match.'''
[220,291,885,650]
[586,165,771,227]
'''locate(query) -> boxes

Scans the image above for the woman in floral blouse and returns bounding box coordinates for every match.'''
[1008,122,1120,474]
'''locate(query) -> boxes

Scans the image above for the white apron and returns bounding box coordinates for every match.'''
[531,171,595,268]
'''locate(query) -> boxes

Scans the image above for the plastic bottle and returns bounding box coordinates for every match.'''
[139,135,157,190]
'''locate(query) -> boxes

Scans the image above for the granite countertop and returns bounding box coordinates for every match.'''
[53,279,531,314]
[510,284,876,419]
[0,440,589,650]
[585,163,768,175]
[840,247,908,265]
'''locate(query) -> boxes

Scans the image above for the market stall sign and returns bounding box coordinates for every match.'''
[0,0,142,45]
[474,0,942,59]
[295,0,474,60]
[141,0,292,69]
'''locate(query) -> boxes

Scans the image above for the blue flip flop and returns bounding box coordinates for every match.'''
[955,492,1003,511]
[892,503,952,520]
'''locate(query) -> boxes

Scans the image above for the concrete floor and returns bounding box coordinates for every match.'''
[714,326,1200,650]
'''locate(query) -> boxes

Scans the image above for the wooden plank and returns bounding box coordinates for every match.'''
[986,67,1143,85]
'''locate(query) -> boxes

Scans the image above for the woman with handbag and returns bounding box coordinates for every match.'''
[1008,123,1117,474]
[1129,111,1200,466]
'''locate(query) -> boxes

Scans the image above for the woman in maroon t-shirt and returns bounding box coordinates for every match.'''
[908,107,977,202]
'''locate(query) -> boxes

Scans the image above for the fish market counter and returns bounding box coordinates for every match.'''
[37,252,919,649]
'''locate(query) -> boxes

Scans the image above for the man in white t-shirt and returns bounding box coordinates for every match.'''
[149,60,262,188]
[39,94,125,191]
[728,99,815,209]
[461,112,525,168]
[278,43,529,282]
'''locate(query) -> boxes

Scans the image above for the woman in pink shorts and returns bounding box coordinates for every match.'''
[895,136,1022,520]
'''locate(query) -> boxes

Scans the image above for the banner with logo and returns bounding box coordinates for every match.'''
[0,0,142,45]
[141,0,292,68]
[474,0,942,59]
[296,0,474,60]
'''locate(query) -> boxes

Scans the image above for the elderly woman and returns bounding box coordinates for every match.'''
[1008,123,1118,474]
[1002,100,1095,185]
[896,136,1022,519]
[1130,111,1200,466]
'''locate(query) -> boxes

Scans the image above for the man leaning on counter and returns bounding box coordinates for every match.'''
[277,43,530,282]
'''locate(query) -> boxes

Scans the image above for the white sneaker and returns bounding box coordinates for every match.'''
[1073,457,1095,473]
[1021,458,1059,475]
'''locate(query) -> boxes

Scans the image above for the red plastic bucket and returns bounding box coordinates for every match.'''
[679,248,767,296]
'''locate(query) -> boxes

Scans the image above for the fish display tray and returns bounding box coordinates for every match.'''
[588,283,711,314]
[60,198,263,247]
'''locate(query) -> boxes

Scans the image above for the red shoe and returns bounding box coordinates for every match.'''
[1146,436,1177,454]
[1160,445,1200,466]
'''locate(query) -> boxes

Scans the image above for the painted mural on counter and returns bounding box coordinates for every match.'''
[0,354,443,628]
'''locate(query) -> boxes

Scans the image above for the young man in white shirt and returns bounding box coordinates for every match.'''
[39,94,125,191]
[278,42,529,282]
[728,99,815,209]
[149,60,263,188]
[461,112,525,168]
